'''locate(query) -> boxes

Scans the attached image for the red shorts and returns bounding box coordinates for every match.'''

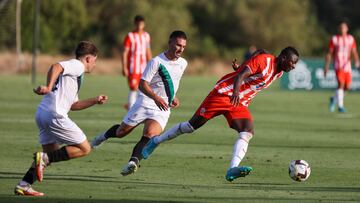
[127,74,142,90]
[194,90,252,127]
[335,70,352,86]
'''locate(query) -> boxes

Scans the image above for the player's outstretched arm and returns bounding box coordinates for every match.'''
[33,63,64,95]
[70,95,108,111]
[139,79,169,111]
[324,49,333,77]
[122,47,130,77]
[230,66,252,106]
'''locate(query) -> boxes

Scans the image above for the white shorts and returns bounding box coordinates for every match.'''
[123,104,171,130]
[35,108,86,145]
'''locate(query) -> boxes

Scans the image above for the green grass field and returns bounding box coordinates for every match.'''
[0,74,360,203]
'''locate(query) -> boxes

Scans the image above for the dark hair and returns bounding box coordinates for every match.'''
[169,30,187,40]
[134,15,145,23]
[280,46,299,58]
[75,41,98,59]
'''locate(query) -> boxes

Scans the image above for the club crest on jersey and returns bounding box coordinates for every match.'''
[200,108,206,115]
[255,82,266,89]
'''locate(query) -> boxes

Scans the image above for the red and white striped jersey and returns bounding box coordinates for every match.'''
[213,54,283,107]
[329,34,357,72]
[124,31,151,75]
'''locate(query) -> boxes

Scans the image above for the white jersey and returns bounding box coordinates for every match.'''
[137,52,188,110]
[38,59,85,117]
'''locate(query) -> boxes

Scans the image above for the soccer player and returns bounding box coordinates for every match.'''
[122,15,152,109]
[14,41,108,196]
[142,47,299,182]
[91,30,188,176]
[324,22,360,113]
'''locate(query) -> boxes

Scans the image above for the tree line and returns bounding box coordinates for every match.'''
[1,0,360,59]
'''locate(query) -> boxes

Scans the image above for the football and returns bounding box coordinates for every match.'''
[288,160,311,182]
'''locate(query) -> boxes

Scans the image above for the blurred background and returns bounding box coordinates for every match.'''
[1,0,360,79]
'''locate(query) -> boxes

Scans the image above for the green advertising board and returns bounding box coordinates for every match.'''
[280,58,360,90]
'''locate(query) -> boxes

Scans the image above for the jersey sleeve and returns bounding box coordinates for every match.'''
[242,54,265,74]
[123,34,131,49]
[141,59,158,82]
[60,60,84,77]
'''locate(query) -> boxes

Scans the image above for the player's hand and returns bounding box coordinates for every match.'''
[323,68,328,78]
[154,95,169,111]
[33,86,51,95]
[230,91,241,106]
[95,95,108,105]
[170,97,180,108]
[232,59,240,71]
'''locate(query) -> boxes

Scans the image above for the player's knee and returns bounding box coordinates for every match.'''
[338,83,345,89]
[344,84,350,91]
[81,142,92,155]
[180,121,195,133]
[239,131,253,142]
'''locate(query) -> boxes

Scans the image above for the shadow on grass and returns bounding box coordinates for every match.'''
[2,171,360,195]
[0,171,360,203]
[0,195,189,203]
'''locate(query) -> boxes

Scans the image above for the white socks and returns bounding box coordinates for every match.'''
[128,90,138,108]
[335,89,344,108]
[154,121,195,144]
[230,132,253,168]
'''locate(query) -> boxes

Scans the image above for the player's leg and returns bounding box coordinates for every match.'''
[331,70,345,112]
[34,115,94,183]
[336,82,346,113]
[91,103,145,148]
[142,91,224,159]
[155,115,207,144]
[126,74,141,109]
[224,106,254,182]
[14,143,59,196]
[142,115,207,159]
[225,118,254,181]
[91,122,136,148]
[121,119,162,176]
[339,72,352,113]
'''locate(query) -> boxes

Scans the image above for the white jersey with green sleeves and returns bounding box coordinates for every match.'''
[137,52,188,110]
[38,59,85,117]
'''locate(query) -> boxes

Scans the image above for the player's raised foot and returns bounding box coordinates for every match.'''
[120,160,138,176]
[225,166,253,182]
[141,137,158,159]
[338,107,346,113]
[14,181,44,196]
[34,152,48,182]
[91,134,107,149]
[329,97,336,112]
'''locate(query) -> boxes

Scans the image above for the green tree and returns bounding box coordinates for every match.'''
[21,0,88,54]
[86,0,196,57]
[189,0,326,57]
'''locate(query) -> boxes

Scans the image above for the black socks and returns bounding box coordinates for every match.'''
[22,166,36,185]
[104,124,121,139]
[130,136,150,164]
[47,146,70,163]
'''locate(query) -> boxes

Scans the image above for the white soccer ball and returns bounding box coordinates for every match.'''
[288,160,311,182]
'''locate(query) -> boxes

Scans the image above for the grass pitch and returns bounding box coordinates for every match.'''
[0,75,359,203]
